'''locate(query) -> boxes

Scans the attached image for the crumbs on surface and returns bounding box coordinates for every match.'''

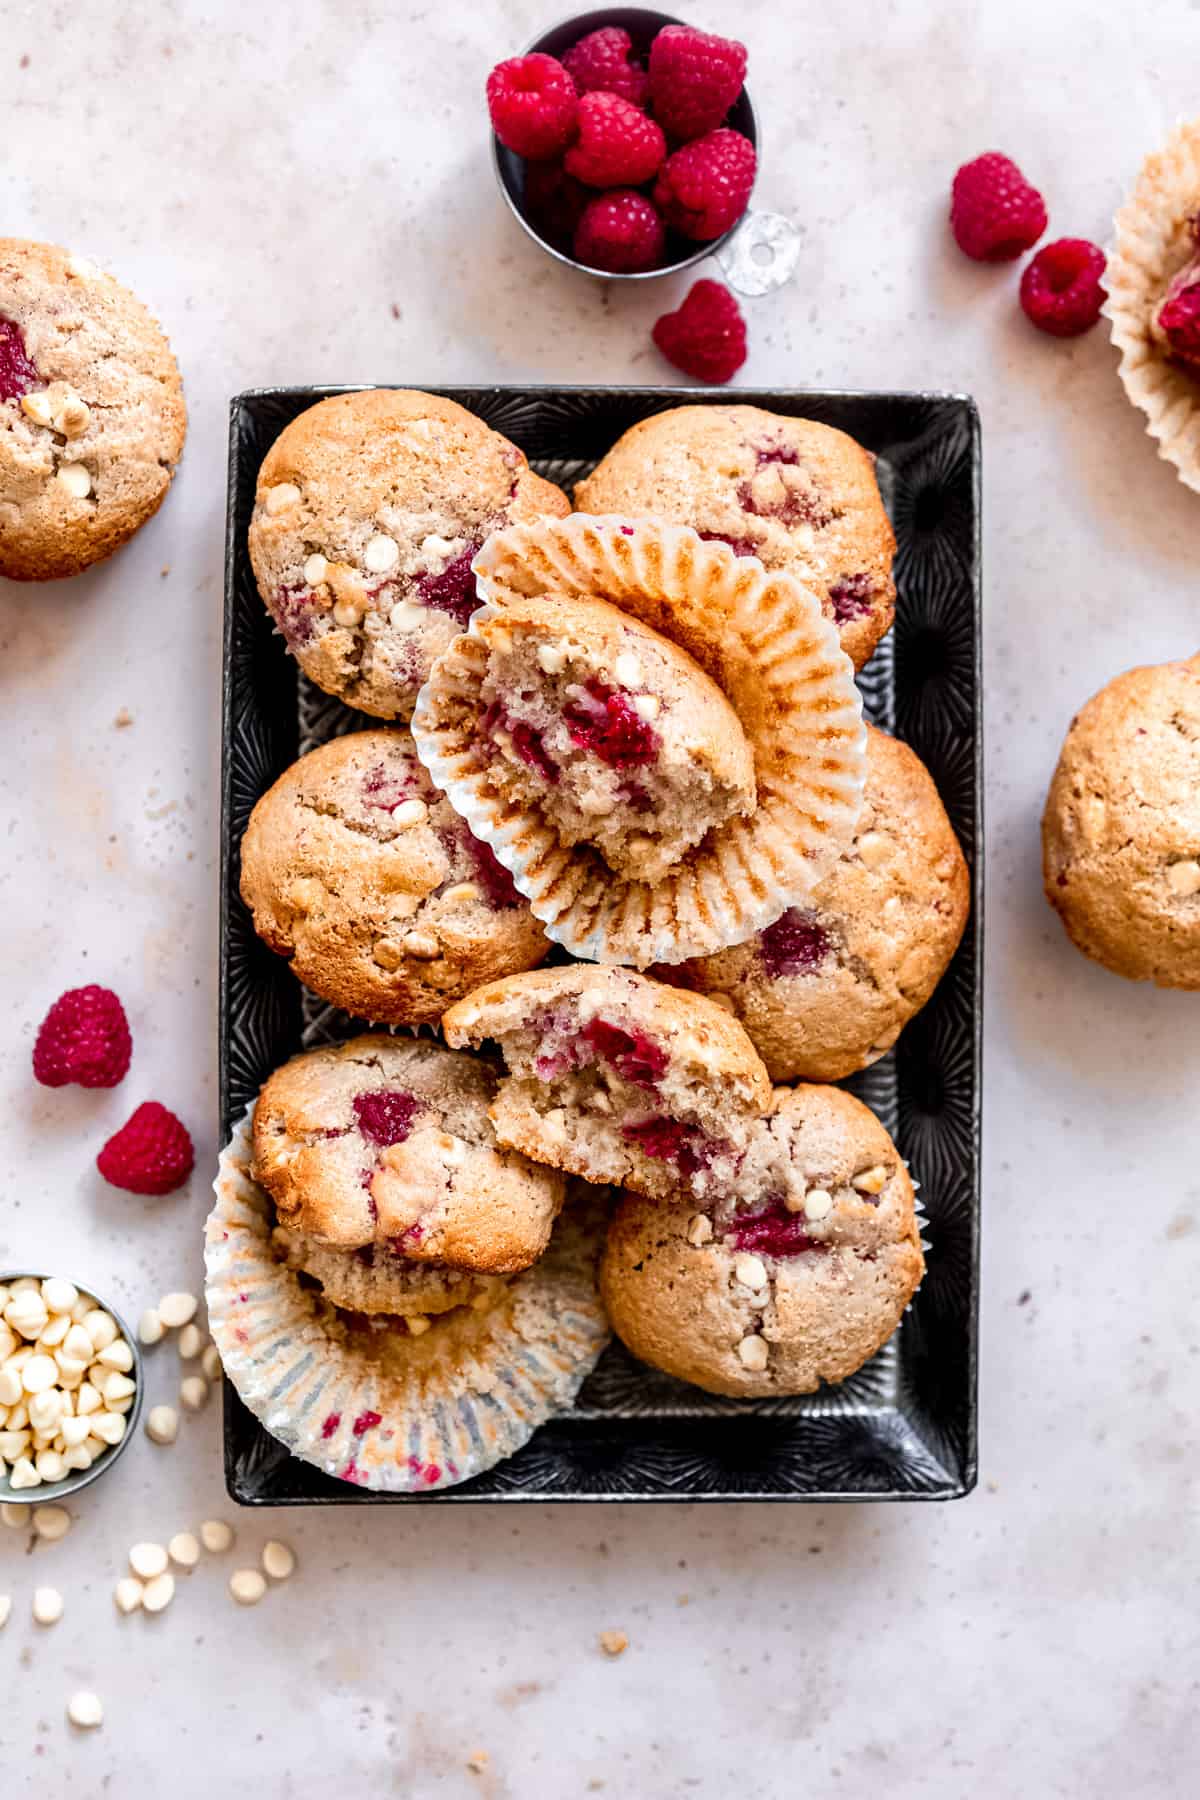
[598,1629,629,1657]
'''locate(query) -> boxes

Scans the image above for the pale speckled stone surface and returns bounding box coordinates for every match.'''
[1,1,1199,1794]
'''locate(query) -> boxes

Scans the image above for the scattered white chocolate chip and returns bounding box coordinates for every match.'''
[129,1542,168,1581]
[402,930,440,959]
[802,1188,833,1221]
[389,598,428,630]
[229,1568,266,1606]
[114,1576,144,1614]
[145,1405,179,1446]
[199,1519,234,1554]
[1,1503,26,1528]
[138,1308,164,1346]
[1167,858,1200,896]
[737,1333,770,1373]
[420,531,457,558]
[168,1531,200,1570]
[32,1505,70,1543]
[733,1253,768,1292]
[852,1166,888,1196]
[180,1376,208,1411]
[264,482,301,515]
[21,390,54,427]
[302,552,328,587]
[632,693,661,721]
[142,1572,175,1614]
[55,392,91,437]
[157,1293,198,1330]
[177,1323,204,1361]
[391,798,428,828]
[537,641,567,675]
[200,1343,222,1383]
[686,1214,713,1247]
[32,1586,64,1625]
[56,463,91,499]
[261,1540,296,1581]
[613,652,643,689]
[41,1279,78,1315]
[67,1691,103,1730]
[363,532,400,574]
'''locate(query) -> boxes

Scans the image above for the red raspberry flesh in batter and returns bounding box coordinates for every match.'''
[563,679,660,768]
[352,1090,423,1147]
[0,316,40,403]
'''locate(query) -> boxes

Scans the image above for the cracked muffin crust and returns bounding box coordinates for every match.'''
[1043,653,1200,986]
[238,728,548,1026]
[601,1083,923,1397]
[252,1035,566,1274]
[442,965,772,1203]
[0,238,186,580]
[662,726,970,1080]
[573,405,895,671]
[414,592,757,884]
[246,389,570,719]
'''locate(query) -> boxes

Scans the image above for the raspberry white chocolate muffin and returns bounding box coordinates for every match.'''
[601,1084,923,1398]
[416,593,756,884]
[0,239,186,580]
[247,389,570,719]
[252,1036,565,1273]
[663,727,970,1080]
[418,516,866,966]
[238,729,547,1026]
[574,406,895,672]
[442,965,772,1203]
[271,1222,506,1321]
[1043,654,1200,987]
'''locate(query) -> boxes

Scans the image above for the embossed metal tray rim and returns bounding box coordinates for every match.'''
[221,384,983,1505]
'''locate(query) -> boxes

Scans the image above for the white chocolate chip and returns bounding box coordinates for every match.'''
[0,1431,31,1460]
[737,1333,770,1373]
[733,1253,768,1291]
[199,1519,234,1554]
[67,1691,103,1729]
[145,1405,179,1446]
[66,254,99,279]
[6,1292,49,1339]
[852,1165,888,1196]
[32,1586,63,1625]
[803,1188,833,1221]
[41,1279,78,1316]
[1,1503,26,1528]
[89,1411,126,1447]
[1167,858,1200,896]
[406,1314,431,1336]
[420,531,457,558]
[62,1323,95,1364]
[632,693,661,721]
[537,641,567,675]
[442,882,479,904]
[229,1568,267,1606]
[363,532,400,574]
[168,1531,200,1570]
[80,1310,118,1352]
[138,1308,164,1346]
[27,1390,65,1435]
[177,1323,204,1361]
[21,390,54,427]
[61,1445,93,1472]
[60,1415,91,1449]
[114,1576,144,1614]
[261,1540,296,1581]
[179,1375,208,1411]
[9,1457,41,1489]
[129,1542,168,1581]
[264,482,301,515]
[56,463,91,499]
[21,1354,58,1394]
[142,1572,175,1614]
[38,1313,70,1348]
[32,1504,71,1542]
[55,392,91,437]
[99,1371,136,1404]
[302,552,328,587]
[333,597,365,628]
[401,930,440,960]
[613,652,643,689]
[855,830,891,871]
[158,1293,198,1330]
[200,1343,222,1383]
[34,1448,66,1483]
[391,798,428,828]
[75,1381,102,1416]
[0,1367,23,1407]
[95,1337,133,1372]
[686,1214,713,1247]
[389,599,428,630]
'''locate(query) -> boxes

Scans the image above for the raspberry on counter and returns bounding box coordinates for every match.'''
[96,1101,194,1195]
[32,985,131,1088]
[652,279,747,383]
[950,152,1047,261]
[1020,238,1107,336]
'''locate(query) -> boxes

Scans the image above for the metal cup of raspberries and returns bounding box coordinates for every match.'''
[487,11,758,279]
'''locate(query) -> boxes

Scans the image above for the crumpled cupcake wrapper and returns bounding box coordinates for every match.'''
[1105,118,1200,494]
[205,1112,610,1494]
[411,516,866,968]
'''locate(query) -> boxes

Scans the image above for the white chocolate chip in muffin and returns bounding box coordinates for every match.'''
[264,482,301,515]
[371,939,405,972]
[442,882,480,904]
[733,1253,768,1291]
[303,552,328,587]
[333,597,365,629]
[613,652,643,689]
[21,391,54,427]
[56,463,92,499]
[407,1314,431,1336]
[402,930,440,960]
[389,599,428,631]
[50,386,90,437]
[802,1188,833,1221]
[391,798,428,828]
[537,642,567,676]
[632,693,661,722]
[856,830,891,871]
[1166,858,1200,896]
[852,1165,888,1196]
[363,532,400,574]
[736,1333,769,1372]
[686,1213,713,1247]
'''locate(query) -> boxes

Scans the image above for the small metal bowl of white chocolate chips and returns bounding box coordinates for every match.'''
[0,1274,143,1505]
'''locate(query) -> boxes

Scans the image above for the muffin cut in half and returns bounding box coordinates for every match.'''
[442,965,772,1204]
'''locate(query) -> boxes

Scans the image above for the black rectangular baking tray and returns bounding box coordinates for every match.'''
[221,385,982,1504]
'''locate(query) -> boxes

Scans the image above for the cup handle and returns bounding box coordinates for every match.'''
[714,211,801,298]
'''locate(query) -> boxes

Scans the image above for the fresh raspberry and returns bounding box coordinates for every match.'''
[647,24,748,142]
[573,189,665,273]
[96,1102,194,1196]
[523,160,590,251]
[32,985,131,1089]
[1156,227,1200,364]
[652,128,756,241]
[1019,238,1107,337]
[561,26,649,108]
[564,91,666,189]
[950,152,1047,262]
[652,280,747,383]
[487,54,577,162]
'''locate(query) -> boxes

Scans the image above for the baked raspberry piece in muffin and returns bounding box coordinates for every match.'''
[601,1084,923,1397]
[442,966,772,1204]
[574,405,895,673]
[252,1036,565,1273]
[247,389,569,720]
[270,1220,507,1322]
[239,727,547,1027]
[418,594,755,884]
[661,726,969,1079]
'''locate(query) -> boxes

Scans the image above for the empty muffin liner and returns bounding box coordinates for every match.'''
[205,1113,610,1494]
[1106,118,1200,493]
[411,516,866,967]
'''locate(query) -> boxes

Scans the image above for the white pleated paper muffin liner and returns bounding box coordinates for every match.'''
[411,516,866,968]
[1105,118,1200,493]
[205,1113,610,1494]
